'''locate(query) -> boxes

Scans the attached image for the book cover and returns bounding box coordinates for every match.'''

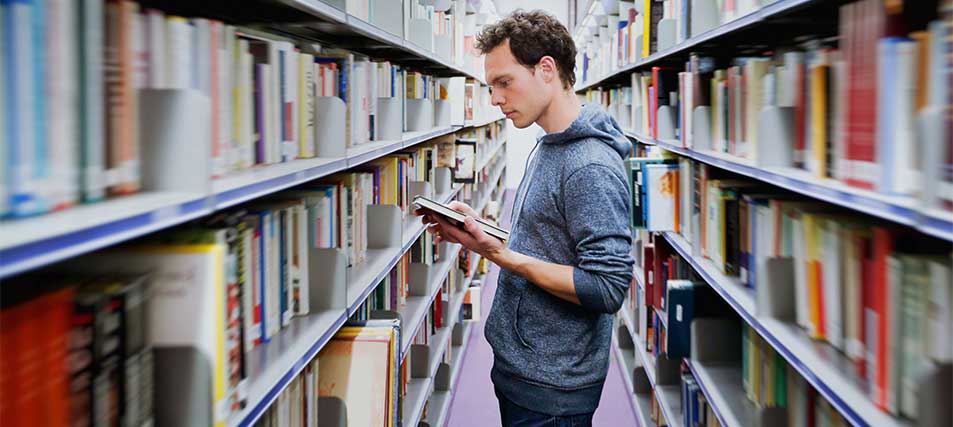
[645,163,679,231]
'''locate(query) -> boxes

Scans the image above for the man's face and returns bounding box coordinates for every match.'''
[485,40,550,129]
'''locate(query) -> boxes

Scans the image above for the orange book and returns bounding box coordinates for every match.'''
[105,1,141,195]
[40,288,74,426]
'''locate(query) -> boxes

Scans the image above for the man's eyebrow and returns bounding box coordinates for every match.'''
[490,74,511,85]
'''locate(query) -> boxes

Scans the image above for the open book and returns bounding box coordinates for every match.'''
[413,195,510,242]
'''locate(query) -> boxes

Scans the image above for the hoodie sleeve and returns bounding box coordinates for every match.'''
[563,163,635,314]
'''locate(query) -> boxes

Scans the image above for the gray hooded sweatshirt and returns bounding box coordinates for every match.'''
[485,103,634,415]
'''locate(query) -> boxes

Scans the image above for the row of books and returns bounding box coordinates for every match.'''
[622,277,853,427]
[575,0,776,86]
[608,0,952,211]
[252,357,320,427]
[0,132,464,425]
[679,371,721,427]
[630,151,953,417]
[349,252,412,322]
[1,277,153,427]
[741,324,854,427]
[0,0,468,221]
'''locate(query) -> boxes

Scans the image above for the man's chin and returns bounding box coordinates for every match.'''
[510,118,534,129]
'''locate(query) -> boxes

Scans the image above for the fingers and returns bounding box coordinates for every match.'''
[447,201,477,216]
[463,217,487,242]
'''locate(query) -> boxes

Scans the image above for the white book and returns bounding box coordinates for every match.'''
[277,386,290,427]
[6,0,44,216]
[218,25,235,173]
[791,215,810,331]
[0,1,5,217]
[293,203,310,315]
[47,0,79,208]
[282,208,294,327]
[820,220,843,350]
[276,41,298,161]
[926,257,952,362]
[305,364,317,427]
[144,8,165,88]
[678,158,692,239]
[878,39,919,196]
[79,0,106,203]
[645,164,678,232]
[240,225,258,352]
[298,52,316,158]
[165,16,192,89]
[191,19,211,94]
[239,47,255,169]
[259,63,277,164]
[268,212,281,337]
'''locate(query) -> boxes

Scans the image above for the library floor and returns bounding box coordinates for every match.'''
[445,190,637,427]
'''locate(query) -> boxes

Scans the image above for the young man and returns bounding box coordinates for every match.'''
[418,10,634,426]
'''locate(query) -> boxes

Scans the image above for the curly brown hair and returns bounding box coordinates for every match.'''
[475,10,576,89]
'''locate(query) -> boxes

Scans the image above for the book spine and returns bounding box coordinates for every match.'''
[47,0,79,210]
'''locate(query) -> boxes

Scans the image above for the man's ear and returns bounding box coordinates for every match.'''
[537,56,558,84]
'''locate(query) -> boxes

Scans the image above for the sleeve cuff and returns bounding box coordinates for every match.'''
[573,267,611,313]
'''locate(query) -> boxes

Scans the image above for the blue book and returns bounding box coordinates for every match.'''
[257,210,271,341]
[665,280,696,358]
[278,208,289,326]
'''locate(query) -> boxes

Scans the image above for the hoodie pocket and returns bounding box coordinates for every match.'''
[513,291,534,351]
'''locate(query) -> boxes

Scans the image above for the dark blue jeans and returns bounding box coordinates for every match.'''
[495,389,595,427]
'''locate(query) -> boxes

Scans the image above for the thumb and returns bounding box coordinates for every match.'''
[463,217,482,236]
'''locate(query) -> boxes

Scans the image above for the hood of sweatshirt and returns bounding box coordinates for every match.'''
[537,103,630,160]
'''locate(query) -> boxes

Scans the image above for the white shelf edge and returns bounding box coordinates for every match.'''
[448,321,474,388]
[229,309,348,427]
[400,247,462,359]
[660,231,911,427]
[654,383,683,427]
[0,192,211,278]
[685,360,756,427]
[624,131,952,242]
[1,125,466,279]
[403,376,436,427]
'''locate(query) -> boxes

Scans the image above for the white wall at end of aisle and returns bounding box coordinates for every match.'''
[503,122,545,189]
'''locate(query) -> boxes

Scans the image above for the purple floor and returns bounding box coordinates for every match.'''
[445,190,637,426]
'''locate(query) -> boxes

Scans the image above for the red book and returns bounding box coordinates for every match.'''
[652,241,672,308]
[42,288,74,427]
[844,0,885,190]
[868,227,894,410]
[434,289,443,329]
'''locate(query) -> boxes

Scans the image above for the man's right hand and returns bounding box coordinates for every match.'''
[419,200,479,245]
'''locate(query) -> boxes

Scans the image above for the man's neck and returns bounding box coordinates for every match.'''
[535,89,581,134]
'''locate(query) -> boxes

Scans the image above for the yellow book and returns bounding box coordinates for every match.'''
[803,213,823,340]
[642,0,652,58]
[810,64,828,178]
[910,31,931,111]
